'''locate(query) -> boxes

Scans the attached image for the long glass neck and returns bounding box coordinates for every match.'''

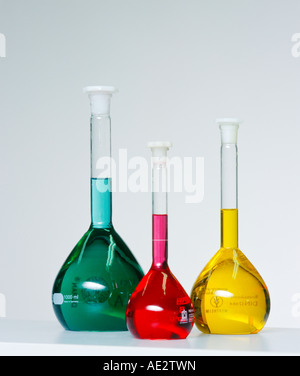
[152,157,168,269]
[90,114,112,228]
[220,143,238,248]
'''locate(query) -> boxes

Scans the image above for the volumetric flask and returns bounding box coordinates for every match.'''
[52,86,144,331]
[126,142,195,339]
[191,119,270,335]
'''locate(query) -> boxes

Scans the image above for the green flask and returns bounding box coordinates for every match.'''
[52,87,144,331]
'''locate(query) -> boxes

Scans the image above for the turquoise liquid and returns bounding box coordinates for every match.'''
[52,178,144,331]
[91,178,112,228]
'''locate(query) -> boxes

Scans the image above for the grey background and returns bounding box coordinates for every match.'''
[0,0,300,328]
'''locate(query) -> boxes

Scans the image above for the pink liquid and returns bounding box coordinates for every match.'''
[152,214,168,269]
[126,215,195,339]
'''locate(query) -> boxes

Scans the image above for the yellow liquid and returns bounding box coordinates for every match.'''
[191,209,270,335]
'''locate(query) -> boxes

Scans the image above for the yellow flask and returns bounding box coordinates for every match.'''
[191,119,270,335]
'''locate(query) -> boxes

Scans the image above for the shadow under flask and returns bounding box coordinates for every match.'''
[52,86,144,331]
[191,119,270,335]
[126,142,195,339]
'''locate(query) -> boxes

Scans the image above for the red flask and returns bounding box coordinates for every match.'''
[126,142,194,339]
